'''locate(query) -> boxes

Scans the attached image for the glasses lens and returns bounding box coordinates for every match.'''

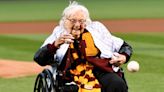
[67,18,85,24]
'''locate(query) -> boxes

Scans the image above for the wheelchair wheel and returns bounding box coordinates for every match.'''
[34,69,56,92]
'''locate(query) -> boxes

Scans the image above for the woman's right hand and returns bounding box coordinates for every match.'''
[54,33,74,48]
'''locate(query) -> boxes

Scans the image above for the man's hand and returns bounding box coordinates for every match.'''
[109,53,126,67]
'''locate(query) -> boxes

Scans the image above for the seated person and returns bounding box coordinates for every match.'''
[34,1,133,92]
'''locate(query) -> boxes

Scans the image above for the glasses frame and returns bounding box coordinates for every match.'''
[67,18,86,24]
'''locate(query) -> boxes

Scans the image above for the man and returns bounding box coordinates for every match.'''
[34,1,132,92]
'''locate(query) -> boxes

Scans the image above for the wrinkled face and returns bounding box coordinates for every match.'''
[64,10,86,39]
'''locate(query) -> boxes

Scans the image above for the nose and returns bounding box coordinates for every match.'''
[74,21,81,26]
[73,22,81,30]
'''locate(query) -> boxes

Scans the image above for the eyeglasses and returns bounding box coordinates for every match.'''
[67,18,86,24]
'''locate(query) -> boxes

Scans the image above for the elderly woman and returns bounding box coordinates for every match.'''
[34,1,132,92]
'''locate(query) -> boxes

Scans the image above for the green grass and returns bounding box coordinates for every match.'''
[114,32,164,92]
[1,0,164,92]
[0,33,164,92]
[0,76,36,92]
[0,34,48,61]
[0,0,164,22]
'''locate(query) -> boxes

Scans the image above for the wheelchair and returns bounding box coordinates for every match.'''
[33,64,79,92]
[34,64,127,92]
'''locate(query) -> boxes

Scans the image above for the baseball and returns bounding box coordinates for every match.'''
[127,61,139,72]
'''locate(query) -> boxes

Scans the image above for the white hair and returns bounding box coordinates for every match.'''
[59,1,92,26]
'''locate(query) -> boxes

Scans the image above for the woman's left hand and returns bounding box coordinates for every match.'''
[109,53,126,66]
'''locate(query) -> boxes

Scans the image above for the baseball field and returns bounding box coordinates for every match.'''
[0,0,164,92]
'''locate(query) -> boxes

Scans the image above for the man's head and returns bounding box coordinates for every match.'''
[60,1,91,39]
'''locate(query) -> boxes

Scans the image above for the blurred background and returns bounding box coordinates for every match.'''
[0,0,164,92]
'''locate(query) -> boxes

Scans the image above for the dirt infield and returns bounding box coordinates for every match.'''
[0,19,164,34]
[0,59,47,78]
[0,19,164,78]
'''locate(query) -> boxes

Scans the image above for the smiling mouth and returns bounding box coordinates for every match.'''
[72,27,81,31]
[72,25,83,31]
